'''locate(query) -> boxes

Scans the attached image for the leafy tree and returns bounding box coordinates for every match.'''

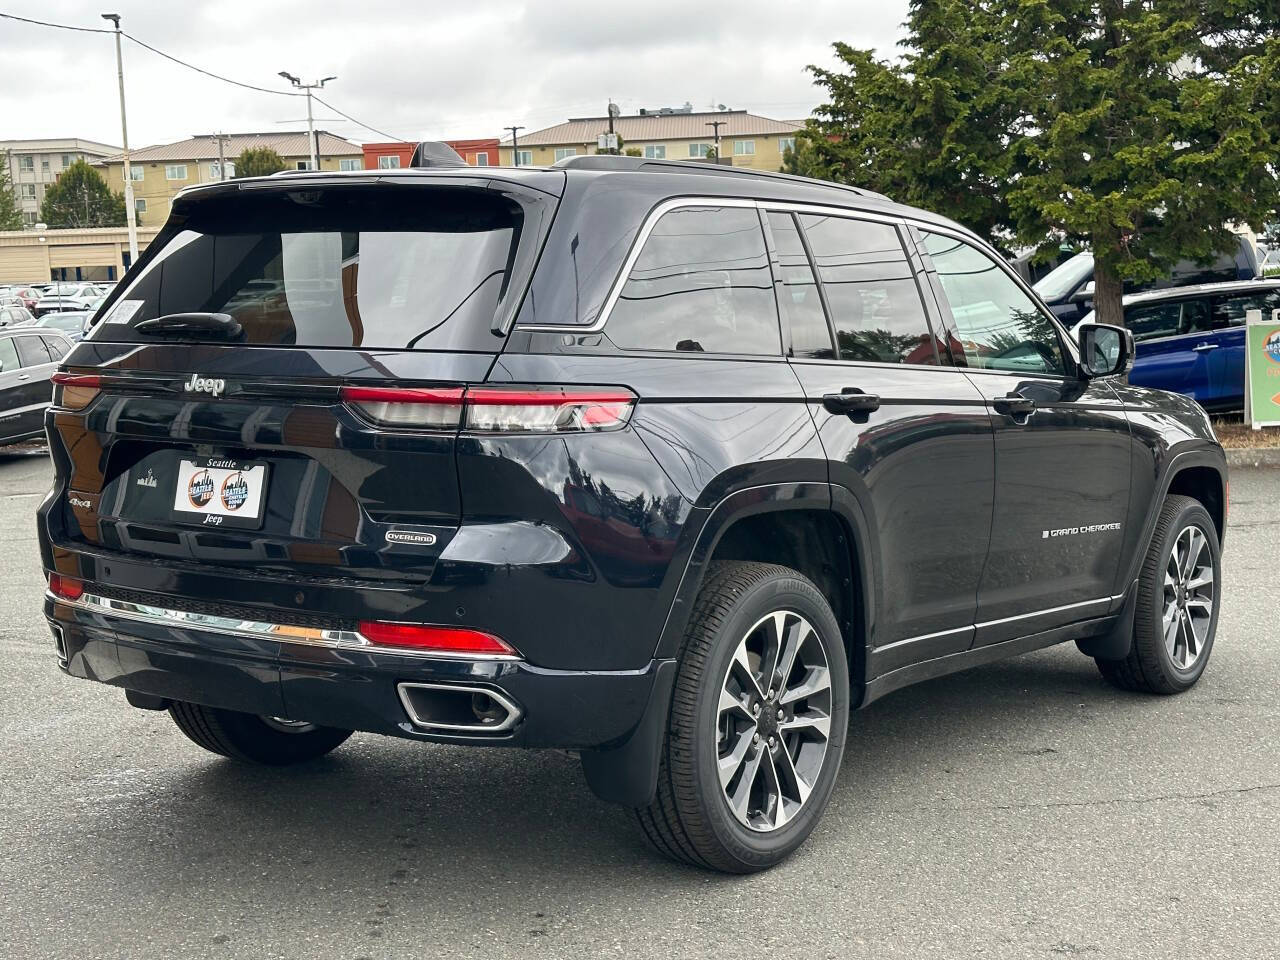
[0,153,23,230]
[39,159,126,228]
[233,146,287,178]
[800,0,1280,326]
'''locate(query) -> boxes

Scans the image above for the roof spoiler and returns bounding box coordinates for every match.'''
[409,141,467,168]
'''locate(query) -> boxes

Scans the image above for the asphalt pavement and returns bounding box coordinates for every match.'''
[1,448,1277,960]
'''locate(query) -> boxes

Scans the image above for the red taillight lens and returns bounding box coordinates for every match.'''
[339,385,465,428]
[48,574,84,600]
[51,372,101,411]
[358,621,517,656]
[464,387,636,433]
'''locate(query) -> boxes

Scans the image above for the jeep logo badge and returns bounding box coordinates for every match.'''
[385,530,437,546]
[183,374,226,397]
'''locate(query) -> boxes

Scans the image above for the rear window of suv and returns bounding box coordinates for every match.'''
[94,186,524,351]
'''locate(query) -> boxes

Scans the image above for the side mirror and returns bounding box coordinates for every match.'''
[1078,322,1133,378]
[1071,281,1096,303]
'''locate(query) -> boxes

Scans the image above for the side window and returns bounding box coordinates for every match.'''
[765,211,834,359]
[607,206,781,355]
[0,337,18,373]
[799,215,938,364]
[42,336,69,360]
[922,231,1067,375]
[1125,301,1182,341]
[1210,290,1280,328]
[1180,299,1211,334]
[14,336,52,367]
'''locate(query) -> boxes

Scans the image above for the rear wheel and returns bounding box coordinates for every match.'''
[637,561,850,873]
[168,701,352,765]
[1096,495,1220,694]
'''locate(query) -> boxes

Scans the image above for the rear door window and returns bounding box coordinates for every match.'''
[95,187,526,351]
[14,336,51,367]
[1210,289,1280,328]
[605,205,781,354]
[1125,301,1183,341]
[766,211,834,359]
[799,214,938,364]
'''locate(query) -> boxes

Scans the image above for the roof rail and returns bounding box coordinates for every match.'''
[552,154,889,201]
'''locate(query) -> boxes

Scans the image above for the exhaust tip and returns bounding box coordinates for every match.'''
[397,682,522,734]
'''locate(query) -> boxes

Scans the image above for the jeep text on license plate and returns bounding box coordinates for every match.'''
[171,459,268,529]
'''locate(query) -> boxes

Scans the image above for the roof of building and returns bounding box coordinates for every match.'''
[0,138,120,155]
[97,131,362,164]
[503,110,802,147]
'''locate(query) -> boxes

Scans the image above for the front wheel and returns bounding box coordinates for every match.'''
[637,561,850,873]
[169,701,352,765]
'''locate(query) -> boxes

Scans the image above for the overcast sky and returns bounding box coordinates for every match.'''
[4,1,909,149]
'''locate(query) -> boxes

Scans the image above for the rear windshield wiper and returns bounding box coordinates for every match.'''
[133,312,243,339]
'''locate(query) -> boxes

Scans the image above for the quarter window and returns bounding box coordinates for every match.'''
[922,231,1067,375]
[766,211,833,359]
[1210,289,1280,328]
[42,336,70,360]
[607,206,780,355]
[800,215,938,364]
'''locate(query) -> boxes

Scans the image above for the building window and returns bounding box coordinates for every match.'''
[474,152,490,166]
[644,145,667,159]
[129,166,145,181]
[20,184,36,198]
[19,155,33,171]
[135,198,147,214]
[61,154,73,167]
[733,140,755,156]
[339,158,361,171]
[688,143,712,158]
[554,147,577,162]
[22,212,37,226]
[41,159,50,172]
[209,161,235,179]
[165,164,188,180]
[295,160,314,171]
[516,150,533,166]
[779,137,796,155]
[377,155,400,170]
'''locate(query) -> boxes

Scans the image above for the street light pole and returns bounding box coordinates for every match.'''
[102,13,138,267]
[506,126,525,166]
[706,120,725,163]
[279,72,336,170]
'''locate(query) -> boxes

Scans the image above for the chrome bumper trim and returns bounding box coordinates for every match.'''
[47,590,521,662]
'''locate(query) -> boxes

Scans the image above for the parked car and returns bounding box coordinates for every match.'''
[4,286,44,311]
[33,310,93,343]
[39,157,1227,872]
[1033,239,1262,325]
[0,327,72,445]
[34,284,106,317]
[1077,278,1280,411]
[0,303,36,327]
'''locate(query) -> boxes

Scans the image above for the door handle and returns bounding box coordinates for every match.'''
[1192,343,1219,353]
[17,374,29,381]
[992,394,1036,418]
[822,389,881,416]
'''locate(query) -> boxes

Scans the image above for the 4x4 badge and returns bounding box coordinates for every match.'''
[385,530,437,546]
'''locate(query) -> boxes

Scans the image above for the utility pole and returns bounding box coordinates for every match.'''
[506,126,525,166]
[101,13,138,267]
[214,133,230,181]
[705,120,725,162]
[279,72,336,170]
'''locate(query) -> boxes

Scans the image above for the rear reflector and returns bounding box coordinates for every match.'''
[51,372,101,411]
[358,621,517,656]
[339,384,635,433]
[48,574,84,600]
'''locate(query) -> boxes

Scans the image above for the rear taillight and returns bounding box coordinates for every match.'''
[51,372,100,411]
[48,573,84,600]
[358,621,517,657]
[340,385,636,433]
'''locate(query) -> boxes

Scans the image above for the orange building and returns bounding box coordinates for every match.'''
[362,139,500,170]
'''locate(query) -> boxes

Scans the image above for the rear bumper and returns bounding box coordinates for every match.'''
[45,592,670,750]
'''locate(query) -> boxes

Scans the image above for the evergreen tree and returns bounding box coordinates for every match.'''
[0,153,23,230]
[39,159,126,228]
[233,147,288,178]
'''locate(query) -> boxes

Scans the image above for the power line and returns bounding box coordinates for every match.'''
[311,94,404,142]
[122,33,302,97]
[0,12,110,33]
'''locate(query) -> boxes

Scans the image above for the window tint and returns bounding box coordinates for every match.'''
[607,206,780,355]
[15,336,51,367]
[800,215,937,364]
[42,336,69,360]
[0,338,18,373]
[1125,301,1182,341]
[922,231,1066,375]
[1210,289,1280,328]
[766,211,833,359]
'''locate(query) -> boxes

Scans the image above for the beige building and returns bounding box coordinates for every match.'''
[2,138,121,227]
[96,132,363,227]
[499,109,802,170]
[0,225,162,284]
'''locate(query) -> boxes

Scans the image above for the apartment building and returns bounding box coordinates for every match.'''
[96,132,363,226]
[1,138,121,226]
[362,139,501,169]
[498,109,802,170]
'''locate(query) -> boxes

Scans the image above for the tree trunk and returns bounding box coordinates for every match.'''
[1092,261,1125,328]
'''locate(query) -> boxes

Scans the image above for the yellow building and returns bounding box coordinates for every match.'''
[0,225,162,284]
[96,132,363,227]
[499,109,802,170]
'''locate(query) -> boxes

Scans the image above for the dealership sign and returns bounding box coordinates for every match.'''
[1245,308,1280,430]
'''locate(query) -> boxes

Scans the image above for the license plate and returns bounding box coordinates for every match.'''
[171,458,268,529]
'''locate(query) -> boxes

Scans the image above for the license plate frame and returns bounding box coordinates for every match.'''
[171,457,270,530]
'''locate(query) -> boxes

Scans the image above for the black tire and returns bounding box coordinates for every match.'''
[168,701,352,765]
[636,561,850,873]
[1096,495,1221,694]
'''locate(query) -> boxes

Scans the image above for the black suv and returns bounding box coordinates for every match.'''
[37,157,1227,872]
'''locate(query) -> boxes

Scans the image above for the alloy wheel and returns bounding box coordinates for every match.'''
[1163,524,1215,670]
[716,610,833,832]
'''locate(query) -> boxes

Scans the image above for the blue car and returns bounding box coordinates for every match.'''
[1079,279,1280,411]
